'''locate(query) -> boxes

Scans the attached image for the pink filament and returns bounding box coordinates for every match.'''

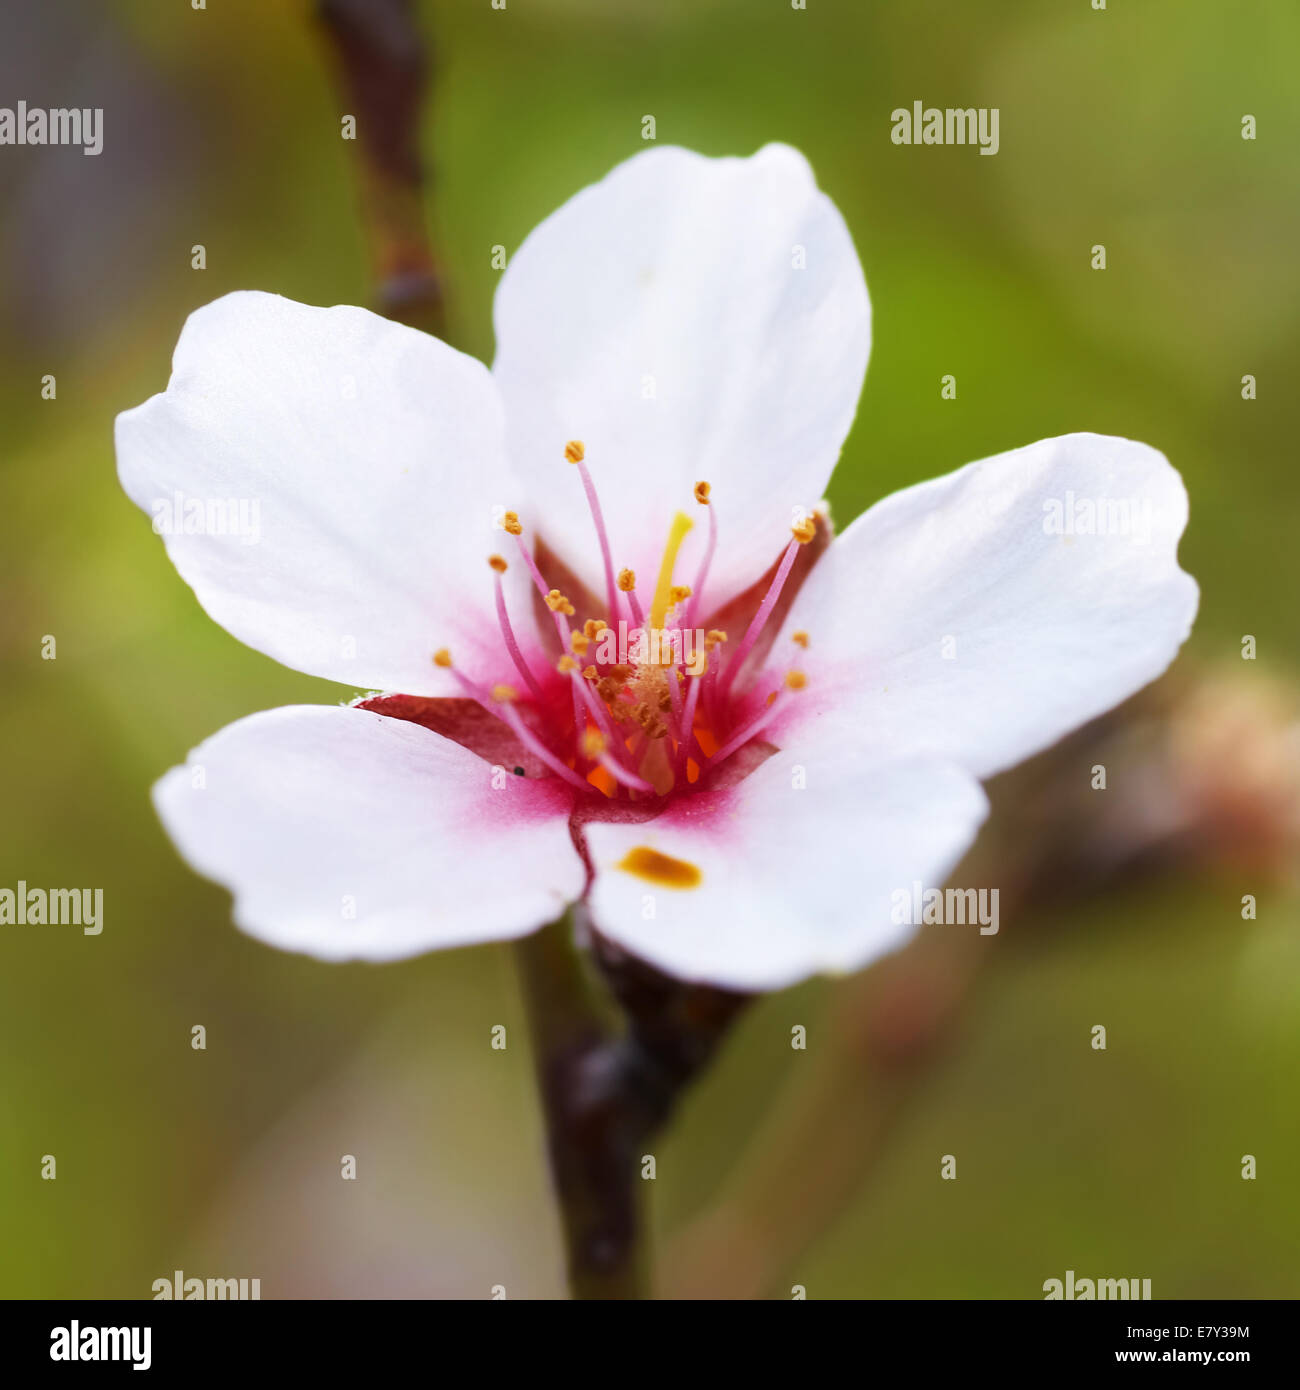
[719,537,800,701]
[705,689,785,769]
[493,572,546,704]
[683,501,718,631]
[574,457,621,625]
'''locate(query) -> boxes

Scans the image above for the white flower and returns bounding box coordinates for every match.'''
[115,144,1197,991]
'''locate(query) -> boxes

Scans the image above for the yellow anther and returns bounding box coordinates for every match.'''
[705,629,728,650]
[694,480,711,505]
[791,515,817,545]
[571,631,590,655]
[557,655,579,673]
[433,648,453,668]
[669,585,692,606]
[584,618,608,639]
[503,509,523,537]
[545,589,576,615]
[785,670,808,691]
[488,554,508,574]
[582,665,597,680]
[492,684,518,702]
[582,729,607,758]
[791,630,809,648]
[617,567,637,592]
[564,440,585,464]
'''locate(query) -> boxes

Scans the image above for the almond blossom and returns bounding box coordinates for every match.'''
[116,144,1197,991]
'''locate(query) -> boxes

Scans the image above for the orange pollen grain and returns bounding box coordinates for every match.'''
[785,670,808,691]
[433,648,452,668]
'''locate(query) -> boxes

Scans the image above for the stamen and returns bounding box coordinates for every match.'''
[675,665,705,780]
[583,729,655,794]
[706,687,790,769]
[791,630,809,649]
[719,529,804,700]
[496,701,592,791]
[684,481,718,630]
[491,565,546,703]
[435,650,590,791]
[545,589,576,615]
[565,441,622,624]
[649,511,694,631]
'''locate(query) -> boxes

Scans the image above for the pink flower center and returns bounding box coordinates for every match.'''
[438,441,814,801]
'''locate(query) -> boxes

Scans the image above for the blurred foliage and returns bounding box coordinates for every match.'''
[0,0,1296,1297]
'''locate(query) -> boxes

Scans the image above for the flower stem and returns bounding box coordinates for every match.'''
[515,910,752,1299]
[514,912,646,1299]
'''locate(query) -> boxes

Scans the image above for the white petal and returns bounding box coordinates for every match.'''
[154,705,584,960]
[492,144,870,614]
[583,752,987,992]
[766,433,1198,779]
[117,292,540,695]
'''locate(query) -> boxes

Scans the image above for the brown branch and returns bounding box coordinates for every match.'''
[315,0,447,337]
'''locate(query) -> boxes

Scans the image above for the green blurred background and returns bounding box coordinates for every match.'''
[1,0,1297,1298]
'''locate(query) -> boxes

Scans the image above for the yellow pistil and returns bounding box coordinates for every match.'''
[564,440,585,463]
[488,554,508,574]
[433,648,452,668]
[649,510,694,631]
